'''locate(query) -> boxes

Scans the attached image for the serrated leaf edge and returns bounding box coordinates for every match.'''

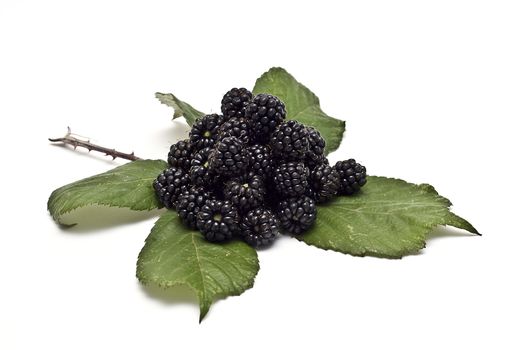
[252,67,346,154]
[136,215,260,322]
[47,159,166,225]
[296,176,479,258]
[155,92,185,119]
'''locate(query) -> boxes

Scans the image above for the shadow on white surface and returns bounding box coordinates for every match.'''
[139,282,199,306]
[54,206,164,233]
[152,119,191,146]
[426,225,479,242]
[410,225,481,256]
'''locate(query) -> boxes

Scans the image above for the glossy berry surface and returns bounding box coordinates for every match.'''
[196,199,239,242]
[218,117,252,144]
[153,167,190,209]
[276,196,317,234]
[176,186,213,229]
[247,144,273,180]
[273,161,309,198]
[224,173,265,212]
[309,164,340,203]
[270,120,309,160]
[189,147,215,187]
[334,159,367,195]
[208,136,250,178]
[221,87,253,120]
[239,208,279,247]
[167,139,193,171]
[189,114,224,150]
[245,93,286,142]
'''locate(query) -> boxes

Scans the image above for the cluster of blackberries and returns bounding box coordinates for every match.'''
[153,87,367,248]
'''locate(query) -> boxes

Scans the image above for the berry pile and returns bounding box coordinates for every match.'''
[154,88,367,248]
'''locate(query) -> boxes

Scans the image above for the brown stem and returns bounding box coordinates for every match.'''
[49,127,141,161]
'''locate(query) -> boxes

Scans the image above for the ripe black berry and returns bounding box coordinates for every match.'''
[247,144,273,180]
[167,139,193,171]
[153,83,368,250]
[334,159,367,195]
[305,127,326,168]
[276,196,317,234]
[189,147,216,187]
[245,93,286,143]
[270,120,309,160]
[153,167,190,209]
[306,154,329,171]
[197,199,239,242]
[218,117,252,144]
[224,173,265,212]
[221,87,253,120]
[189,114,224,151]
[309,164,340,203]
[176,186,213,229]
[208,136,249,178]
[239,208,279,247]
[273,161,309,198]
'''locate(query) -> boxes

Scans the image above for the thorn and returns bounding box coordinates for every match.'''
[49,128,142,161]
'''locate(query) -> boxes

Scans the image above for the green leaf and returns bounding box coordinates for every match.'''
[299,176,479,258]
[252,67,346,154]
[136,211,259,322]
[155,92,204,126]
[48,159,167,225]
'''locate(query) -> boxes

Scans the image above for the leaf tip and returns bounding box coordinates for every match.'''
[198,298,211,323]
[467,224,481,236]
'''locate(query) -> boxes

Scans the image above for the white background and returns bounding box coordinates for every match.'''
[1,1,522,349]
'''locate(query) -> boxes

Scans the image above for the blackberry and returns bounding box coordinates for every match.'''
[273,161,309,198]
[309,164,340,203]
[270,120,309,160]
[218,117,252,144]
[221,87,253,120]
[189,114,224,151]
[334,159,367,195]
[276,196,317,234]
[189,147,216,187]
[153,167,190,209]
[197,199,239,242]
[167,139,193,171]
[247,144,273,180]
[305,127,326,168]
[176,186,213,229]
[245,93,286,142]
[208,136,249,178]
[239,208,279,248]
[224,173,265,211]
[306,154,329,171]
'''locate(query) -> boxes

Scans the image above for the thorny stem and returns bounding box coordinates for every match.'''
[49,127,141,161]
